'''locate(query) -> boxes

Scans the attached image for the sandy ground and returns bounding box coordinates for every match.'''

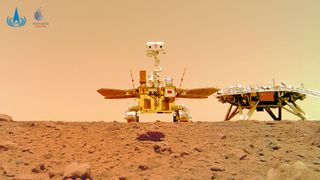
[1,120,320,179]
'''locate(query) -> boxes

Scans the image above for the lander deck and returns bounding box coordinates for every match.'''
[216,83,320,121]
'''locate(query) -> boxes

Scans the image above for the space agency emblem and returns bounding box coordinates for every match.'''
[7,8,26,28]
[33,8,49,28]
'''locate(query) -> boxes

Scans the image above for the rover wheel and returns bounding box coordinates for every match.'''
[173,113,178,122]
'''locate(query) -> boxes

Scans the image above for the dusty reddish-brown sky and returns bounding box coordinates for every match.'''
[0,0,320,121]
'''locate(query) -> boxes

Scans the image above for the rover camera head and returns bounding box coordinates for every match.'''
[146,41,166,57]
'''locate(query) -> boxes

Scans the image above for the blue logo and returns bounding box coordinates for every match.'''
[7,8,26,27]
[34,8,43,21]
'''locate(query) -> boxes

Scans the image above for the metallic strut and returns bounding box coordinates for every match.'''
[245,101,259,120]
[265,107,282,121]
[224,104,233,120]
[224,105,239,121]
[283,100,306,120]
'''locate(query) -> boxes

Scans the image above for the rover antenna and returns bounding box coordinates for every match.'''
[179,67,186,88]
[130,69,135,88]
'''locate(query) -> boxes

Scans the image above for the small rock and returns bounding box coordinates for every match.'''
[153,144,172,154]
[153,144,161,153]
[137,131,165,142]
[28,122,36,127]
[228,149,248,160]
[39,164,46,171]
[267,161,320,180]
[0,140,18,151]
[48,171,55,178]
[312,161,320,165]
[0,113,13,122]
[240,154,247,160]
[266,122,276,126]
[32,163,46,173]
[268,141,281,151]
[272,146,280,150]
[217,133,227,139]
[180,151,189,157]
[45,123,57,129]
[63,162,92,180]
[22,148,33,154]
[4,172,15,177]
[210,167,225,171]
[194,148,202,152]
[171,153,181,158]
[138,165,149,170]
[119,177,127,180]
[15,160,24,165]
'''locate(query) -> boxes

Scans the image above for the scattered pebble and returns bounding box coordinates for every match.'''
[240,154,247,160]
[31,163,46,173]
[180,151,189,157]
[48,171,55,178]
[194,147,202,152]
[210,167,225,171]
[268,141,281,151]
[0,140,18,151]
[138,164,149,170]
[267,161,320,180]
[153,144,172,154]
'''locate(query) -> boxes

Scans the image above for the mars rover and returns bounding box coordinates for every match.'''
[98,42,218,122]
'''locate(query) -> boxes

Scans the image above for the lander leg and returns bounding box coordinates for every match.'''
[245,101,259,120]
[282,100,306,120]
[224,105,239,121]
[225,101,259,120]
[265,107,282,121]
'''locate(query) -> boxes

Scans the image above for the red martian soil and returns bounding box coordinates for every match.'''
[1,119,320,180]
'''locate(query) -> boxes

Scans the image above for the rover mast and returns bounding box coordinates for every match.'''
[146,42,165,88]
